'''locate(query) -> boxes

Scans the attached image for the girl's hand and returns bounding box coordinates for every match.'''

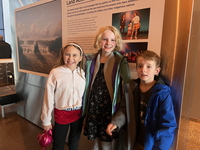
[43,124,52,131]
[106,123,117,136]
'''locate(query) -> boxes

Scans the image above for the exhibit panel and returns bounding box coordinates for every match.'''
[62,0,165,78]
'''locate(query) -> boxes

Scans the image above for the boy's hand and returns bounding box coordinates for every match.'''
[43,124,52,131]
[106,123,117,136]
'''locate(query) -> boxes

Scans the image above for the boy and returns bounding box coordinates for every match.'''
[106,50,177,150]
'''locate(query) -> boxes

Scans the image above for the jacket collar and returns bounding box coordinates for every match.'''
[91,51,115,100]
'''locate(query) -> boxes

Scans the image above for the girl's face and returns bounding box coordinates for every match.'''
[63,46,82,71]
[136,57,160,84]
[100,30,116,55]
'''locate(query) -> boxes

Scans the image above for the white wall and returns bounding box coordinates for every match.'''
[2,0,11,44]
[187,0,200,120]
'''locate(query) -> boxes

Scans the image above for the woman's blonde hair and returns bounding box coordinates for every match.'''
[94,26,123,51]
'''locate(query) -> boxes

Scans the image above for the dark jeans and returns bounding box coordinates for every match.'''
[52,118,83,150]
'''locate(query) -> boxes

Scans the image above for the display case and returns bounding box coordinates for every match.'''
[0,59,14,87]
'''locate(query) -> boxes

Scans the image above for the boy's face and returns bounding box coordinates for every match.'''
[136,57,160,84]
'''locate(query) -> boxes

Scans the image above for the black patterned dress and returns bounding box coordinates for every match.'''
[84,63,113,142]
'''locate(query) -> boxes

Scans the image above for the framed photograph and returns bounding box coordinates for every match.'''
[15,0,62,77]
[120,42,148,63]
[112,8,150,40]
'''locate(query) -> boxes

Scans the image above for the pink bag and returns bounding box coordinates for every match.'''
[37,129,53,150]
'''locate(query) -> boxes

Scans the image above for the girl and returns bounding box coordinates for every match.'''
[41,43,85,150]
[82,26,131,150]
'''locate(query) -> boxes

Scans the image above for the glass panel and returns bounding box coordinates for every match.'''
[0,29,4,37]
[0,0,3,29]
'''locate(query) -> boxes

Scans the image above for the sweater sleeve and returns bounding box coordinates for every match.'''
[41,72,56,126]
[120,58,131,84]
[111,94,126,128]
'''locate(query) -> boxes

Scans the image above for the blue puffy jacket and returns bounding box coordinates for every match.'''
[133,76,177,150]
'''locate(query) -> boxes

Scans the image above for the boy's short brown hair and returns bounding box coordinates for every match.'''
[136,50,161,68]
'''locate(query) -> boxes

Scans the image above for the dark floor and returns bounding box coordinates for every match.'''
[1,104,200,150]
[0,104,68,150]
